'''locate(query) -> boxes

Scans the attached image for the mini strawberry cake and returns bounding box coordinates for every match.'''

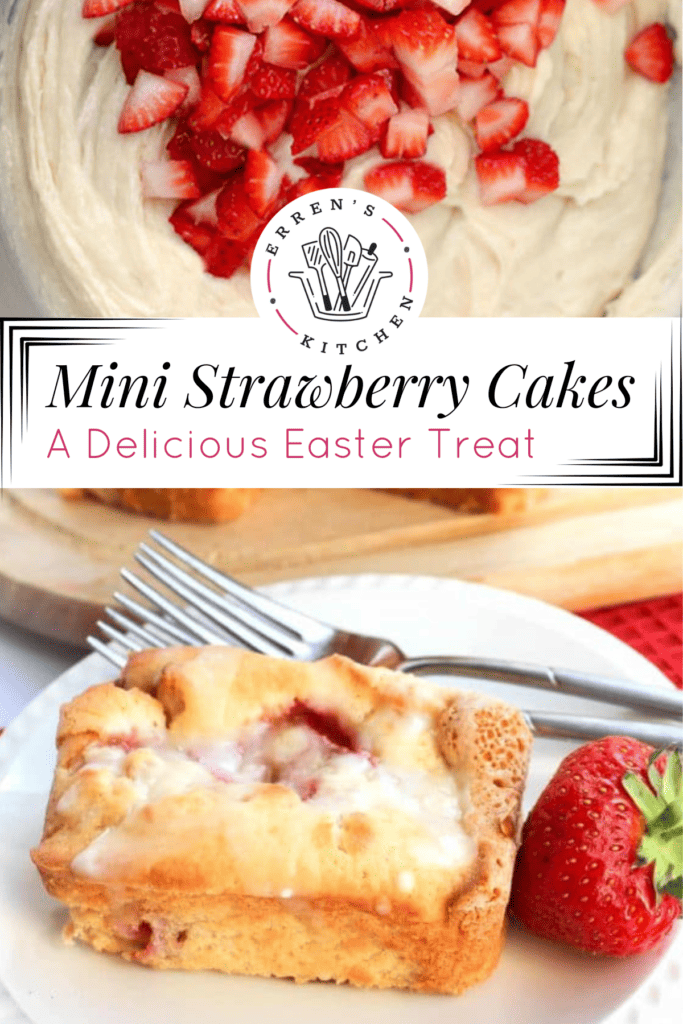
[1,0,679,315]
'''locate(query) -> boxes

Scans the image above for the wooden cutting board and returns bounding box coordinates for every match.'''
[0,488,680,648]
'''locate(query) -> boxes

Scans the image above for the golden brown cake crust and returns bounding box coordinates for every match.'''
[60,488,261,523]
[389,488,548,514]
[32,648,532,994]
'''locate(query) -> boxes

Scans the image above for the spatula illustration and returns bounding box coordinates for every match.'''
[320,227,351,312]
[302,239,332,311]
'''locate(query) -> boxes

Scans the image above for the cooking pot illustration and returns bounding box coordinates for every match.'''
[289,228,393,322]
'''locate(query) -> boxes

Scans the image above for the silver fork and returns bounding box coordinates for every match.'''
[88,530,683,749]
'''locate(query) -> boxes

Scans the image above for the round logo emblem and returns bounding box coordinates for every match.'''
[251,188,428,355]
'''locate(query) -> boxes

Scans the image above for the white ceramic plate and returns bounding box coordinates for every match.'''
[0,574,680,1024]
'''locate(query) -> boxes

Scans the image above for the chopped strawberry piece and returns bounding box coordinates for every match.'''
[537,0,564,49]
[488,55,514,78]
[190,17,213,49]
[229,109,268,148]
[94,16,117,45]
[118,70,188,132]
[171,195,219,254]
[337,15,399,73]
[254,99,292,143]
[364,160,446,213]
[351,0,407,11]
[141,158,201,198]
[388,9,458,80]
[207,25,257,101]
[298,55,353,101]
[511,136,559,202]
[82,0,134,18]
[164,64,202,111]
[188,127,247,171]
[474,148,526,204]
[216,176,263,239]
[457,58,487,77]
[474,95,528,150]
[238,0,296,33]
[432,0,472,13]
[406,65,460,117]
[178,0,209,23]
[625,23,675,84]
[203,0,243,21]
[115,2,200,84]
[293,156,344,185]
[289,96,339,153]
[263,17,326,70]
[244,149,284,215]
[380,106,429,158]
[316,109,374,163]
[454,9,501,63]
[491,0,541,25]
[188,81,229,128]
[290,0,361,41]
[250,63,298,100]
[204,234,249,276]
[495,21,539,67]
[342,73,398,130]
[456,71,499,120]
[589,0,629,11]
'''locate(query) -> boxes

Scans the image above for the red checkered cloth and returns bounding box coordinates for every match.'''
[580,594,682,689]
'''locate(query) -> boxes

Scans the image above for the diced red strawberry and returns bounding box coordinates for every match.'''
[170,194,220,255]
[352,0,407,11]
[216,176,263,239]
[457,58,487,77]
[407,66,460,117]
[290,0,361,41]
[230,109,268,148]
[342,74,399,130]
[491,0,541,25]
[164,64,202,111]
[512,136,559,202]
[298,55,353,101]
[204,234,249,275]
[207,26,257,101]
[293,156,344,185]
[190,17,213,49]
[141,158,201,198]
[454,9,501,63]
[118,70,188,132]
[388,9,458,80]
[337,15,399,72]
[289,96,340,153]
[537,0,564,49]
[250,63,298,100]
[115,1,200,83]
[244,148,284,215]
[178,0,209,23]
[380,106,429,158]
[238,0,296,32]
[456,70,499,121]
[188,82,228,128]
[82,0,133,18]
[496,22,539,66]
[94,16,117,45]
[432,0,472,13]
[488,54,514,78]
[474,95,528,150]
[316,109,374,163]
[364,160,446,213]
[203,0,242,21]
[254,99,292,143]
[474,148,526,204]
[624,23,675,84]
[263,17,326,70]
[188,128,247,170]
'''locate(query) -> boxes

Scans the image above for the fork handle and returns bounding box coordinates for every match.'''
[398,656,683,720]
[524,713,682,749]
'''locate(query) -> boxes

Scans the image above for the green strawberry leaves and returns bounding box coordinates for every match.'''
[622,749,683,905]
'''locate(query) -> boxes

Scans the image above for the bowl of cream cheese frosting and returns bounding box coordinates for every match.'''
[0,0,680,318]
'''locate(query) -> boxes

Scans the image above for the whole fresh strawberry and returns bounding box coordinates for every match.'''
[510,737,682,955]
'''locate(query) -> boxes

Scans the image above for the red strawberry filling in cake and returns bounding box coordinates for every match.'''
[1,0,679,314]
